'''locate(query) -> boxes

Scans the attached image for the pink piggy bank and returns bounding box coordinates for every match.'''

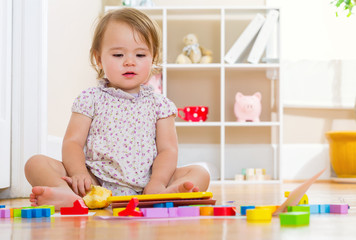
[234,92,262,122]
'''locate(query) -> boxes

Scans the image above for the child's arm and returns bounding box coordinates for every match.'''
[143,115,178,194]
[62,112,93,197]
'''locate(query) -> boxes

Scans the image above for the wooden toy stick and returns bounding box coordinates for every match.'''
[273,167,326,216]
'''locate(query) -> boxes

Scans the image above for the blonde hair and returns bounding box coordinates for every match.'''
[90,8,162,79]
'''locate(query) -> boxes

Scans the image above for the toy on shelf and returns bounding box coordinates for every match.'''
[143,72,162,94]
[235,168,271,181]
[121,0,154,7]
[234,92,262,122]
[177,106,208,122]
[175,34,213,64]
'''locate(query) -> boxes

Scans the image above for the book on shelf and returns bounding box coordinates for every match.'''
[224,13,265,64]
[247,10,279,64]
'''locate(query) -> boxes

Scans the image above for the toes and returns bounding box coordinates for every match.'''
[183,182,194,191]
[32,186,45,195]
[178,182,194,192]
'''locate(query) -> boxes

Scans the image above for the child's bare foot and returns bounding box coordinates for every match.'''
[162,181,199,194]
[30,186,81,210]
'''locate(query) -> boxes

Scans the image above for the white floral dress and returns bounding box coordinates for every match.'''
[71,79,177,196]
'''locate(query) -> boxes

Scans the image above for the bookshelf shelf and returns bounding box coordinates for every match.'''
[106,6,282,182]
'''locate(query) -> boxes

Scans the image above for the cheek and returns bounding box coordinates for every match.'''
[103,59,121,72]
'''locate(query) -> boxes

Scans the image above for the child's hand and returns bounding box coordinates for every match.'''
[62,174,92,197]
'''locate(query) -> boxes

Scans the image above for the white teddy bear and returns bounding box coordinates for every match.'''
[175,33,213,64]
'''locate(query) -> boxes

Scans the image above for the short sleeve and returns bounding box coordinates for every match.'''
[154,94,177,120]
[71,87,98,119]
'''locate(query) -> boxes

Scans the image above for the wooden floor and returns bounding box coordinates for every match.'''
[1,182,356,240]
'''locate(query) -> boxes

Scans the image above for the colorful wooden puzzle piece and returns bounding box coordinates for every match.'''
[330,204,348,214]
[118,198,143,217]
[60,199,89,215]
[274,168,326,215]
[240,206,255,215]
[213,206,236,216]
[246,208,272,222]
[280,212,310,226]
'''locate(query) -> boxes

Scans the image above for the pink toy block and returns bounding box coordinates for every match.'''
[177,207,200,217]
[60,199,89,215]
[118,198,143,217]
[330,204,348,214]
[168,207,179,217]
[0,209,11,218]
[141,208,169,218]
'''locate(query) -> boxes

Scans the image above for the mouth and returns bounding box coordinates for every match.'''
[123,72,136,77]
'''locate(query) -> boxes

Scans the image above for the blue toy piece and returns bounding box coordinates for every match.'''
[240,206,255,215]
[41,208,51,217]
[153,202,174,208]
[299,204,319,214]
[21,209,33,218]
[319,204,330,214]
[153,203,165,208]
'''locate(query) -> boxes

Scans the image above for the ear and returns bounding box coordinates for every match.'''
[235,92,243,101]
[94,51,102,69]
[254,92,262,100]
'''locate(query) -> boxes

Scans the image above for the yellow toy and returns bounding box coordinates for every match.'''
[175,33,213,64]
[108,191,213,203]
[255,205,279,213]
[246,208,272,222]
[284,192,309,205]
[83,185,112,209]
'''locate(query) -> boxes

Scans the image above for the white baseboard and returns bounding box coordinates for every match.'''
[47,135,332,180]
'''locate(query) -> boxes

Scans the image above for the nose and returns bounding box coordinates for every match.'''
[124,56,135,66]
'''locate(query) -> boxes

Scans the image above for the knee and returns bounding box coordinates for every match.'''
[25,154,46,173]
[190,165,211,182]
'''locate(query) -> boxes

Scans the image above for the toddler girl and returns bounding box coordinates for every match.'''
[25,8,210,210]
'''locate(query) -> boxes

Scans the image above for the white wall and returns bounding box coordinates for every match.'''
[47,0,356,180]
[47,0,100,137]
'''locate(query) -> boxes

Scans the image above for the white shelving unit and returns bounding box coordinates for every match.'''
[106,6,282,183]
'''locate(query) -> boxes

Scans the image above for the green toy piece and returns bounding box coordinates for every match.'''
[287,206,310,213]
[279,212,310,226]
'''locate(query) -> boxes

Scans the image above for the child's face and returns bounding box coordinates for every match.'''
[97,21,153,93]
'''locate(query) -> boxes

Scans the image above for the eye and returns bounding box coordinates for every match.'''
[136,54,146,58]
[113,54,123,57]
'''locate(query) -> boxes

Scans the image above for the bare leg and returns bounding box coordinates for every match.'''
[24,154,98,210]
[161,165,210,194]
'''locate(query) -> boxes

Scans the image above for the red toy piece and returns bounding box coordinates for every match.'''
[60,199,89,215]
[118,198,143,217]
[213,206,236,216]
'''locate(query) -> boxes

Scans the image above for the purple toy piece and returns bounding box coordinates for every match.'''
[177,207,200,217]
[0,209,11,218]
[330,204,348,214]
[141,208,169,218]
[168,207,179,217]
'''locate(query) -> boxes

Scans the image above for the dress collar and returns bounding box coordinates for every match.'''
[98,79,153,100]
